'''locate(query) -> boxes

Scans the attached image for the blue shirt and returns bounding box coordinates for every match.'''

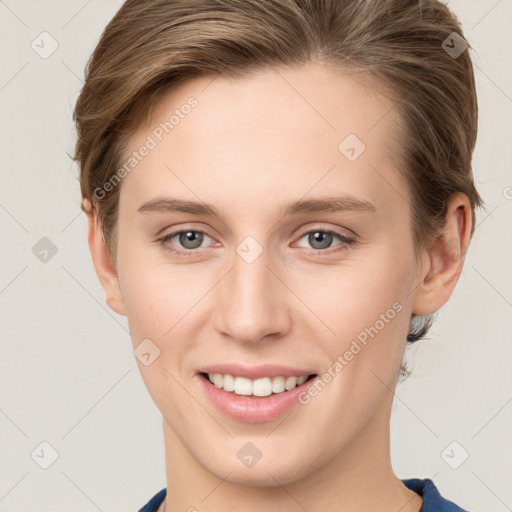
[137,478,471,511]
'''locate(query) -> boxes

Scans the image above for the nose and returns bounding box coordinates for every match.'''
[213,245,292,345]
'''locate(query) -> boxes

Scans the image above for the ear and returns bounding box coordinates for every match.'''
[83,198,126,316]
[411,192,472,316]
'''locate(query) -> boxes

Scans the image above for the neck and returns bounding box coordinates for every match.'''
[161,394,422,512]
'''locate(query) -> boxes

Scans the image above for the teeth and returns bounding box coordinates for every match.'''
[252,377,272,397]
[272,376,285,393]
[234,376,253,395]
[207,373,311,396]
[213,373,223,388]
[285,376,297,390]
[223,374,235,392]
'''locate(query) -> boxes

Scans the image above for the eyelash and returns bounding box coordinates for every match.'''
[157,227,355,257]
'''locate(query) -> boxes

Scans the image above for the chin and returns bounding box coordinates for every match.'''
[201,449,316,487]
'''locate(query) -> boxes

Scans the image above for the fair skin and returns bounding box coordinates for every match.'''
[85,63,471,512]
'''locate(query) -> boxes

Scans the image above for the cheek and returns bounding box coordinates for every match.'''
[116,229,205,338]
[116,261,162,360]
[300,254,409,346]
[302,261,410,425]
[120,269,186,345]
[117,257,196,408]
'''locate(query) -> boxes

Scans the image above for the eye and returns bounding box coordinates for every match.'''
[294,229,355,252]
[159,229,214,256]
[157,226,355,257]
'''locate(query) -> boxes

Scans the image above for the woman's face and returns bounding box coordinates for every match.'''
[110,63,424,484]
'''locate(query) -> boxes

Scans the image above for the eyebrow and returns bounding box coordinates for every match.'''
[137,195,376,218]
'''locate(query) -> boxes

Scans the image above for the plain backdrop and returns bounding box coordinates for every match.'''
[0,1,511,511]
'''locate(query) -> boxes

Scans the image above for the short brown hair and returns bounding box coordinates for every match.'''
[73,0,485,343]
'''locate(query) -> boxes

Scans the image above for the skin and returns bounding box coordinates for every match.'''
[85,62,471,512]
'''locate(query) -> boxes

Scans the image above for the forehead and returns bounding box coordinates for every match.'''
[120,63,406,219]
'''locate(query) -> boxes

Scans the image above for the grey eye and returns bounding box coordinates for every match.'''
[176,231,206,249]
[308,231,334,250]
[296,230,339,250]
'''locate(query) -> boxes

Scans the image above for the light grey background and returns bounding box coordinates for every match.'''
[0,1,511,511]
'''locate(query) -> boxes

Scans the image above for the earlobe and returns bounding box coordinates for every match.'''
[411,193,472,316]
[84,199,126,316]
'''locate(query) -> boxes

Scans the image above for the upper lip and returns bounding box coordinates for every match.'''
[197,363,317,380]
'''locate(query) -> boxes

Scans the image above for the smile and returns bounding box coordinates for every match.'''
[203,372,314,397]
[196,364,320,423]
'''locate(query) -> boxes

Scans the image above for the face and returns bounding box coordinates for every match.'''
[107,63,423,485]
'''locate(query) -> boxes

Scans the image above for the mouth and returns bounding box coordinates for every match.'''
[196,365,320,424]
[199,372,318,398]
[195,363,321,422]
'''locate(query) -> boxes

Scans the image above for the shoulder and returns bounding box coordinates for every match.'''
[403,478,472,512]
[137,488,166,512]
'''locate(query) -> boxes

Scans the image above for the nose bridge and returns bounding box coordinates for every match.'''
[213,242,290,343]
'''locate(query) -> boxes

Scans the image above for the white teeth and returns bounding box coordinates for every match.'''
[207,373,311,396]
[252,377,272,397]
[285,376,297,390]
[213,373,223,388]
[234,376,252,395]
[272,376,285,393]
[222,374,235,392]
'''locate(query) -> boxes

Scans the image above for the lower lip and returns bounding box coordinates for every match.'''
[197,374,319,423]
